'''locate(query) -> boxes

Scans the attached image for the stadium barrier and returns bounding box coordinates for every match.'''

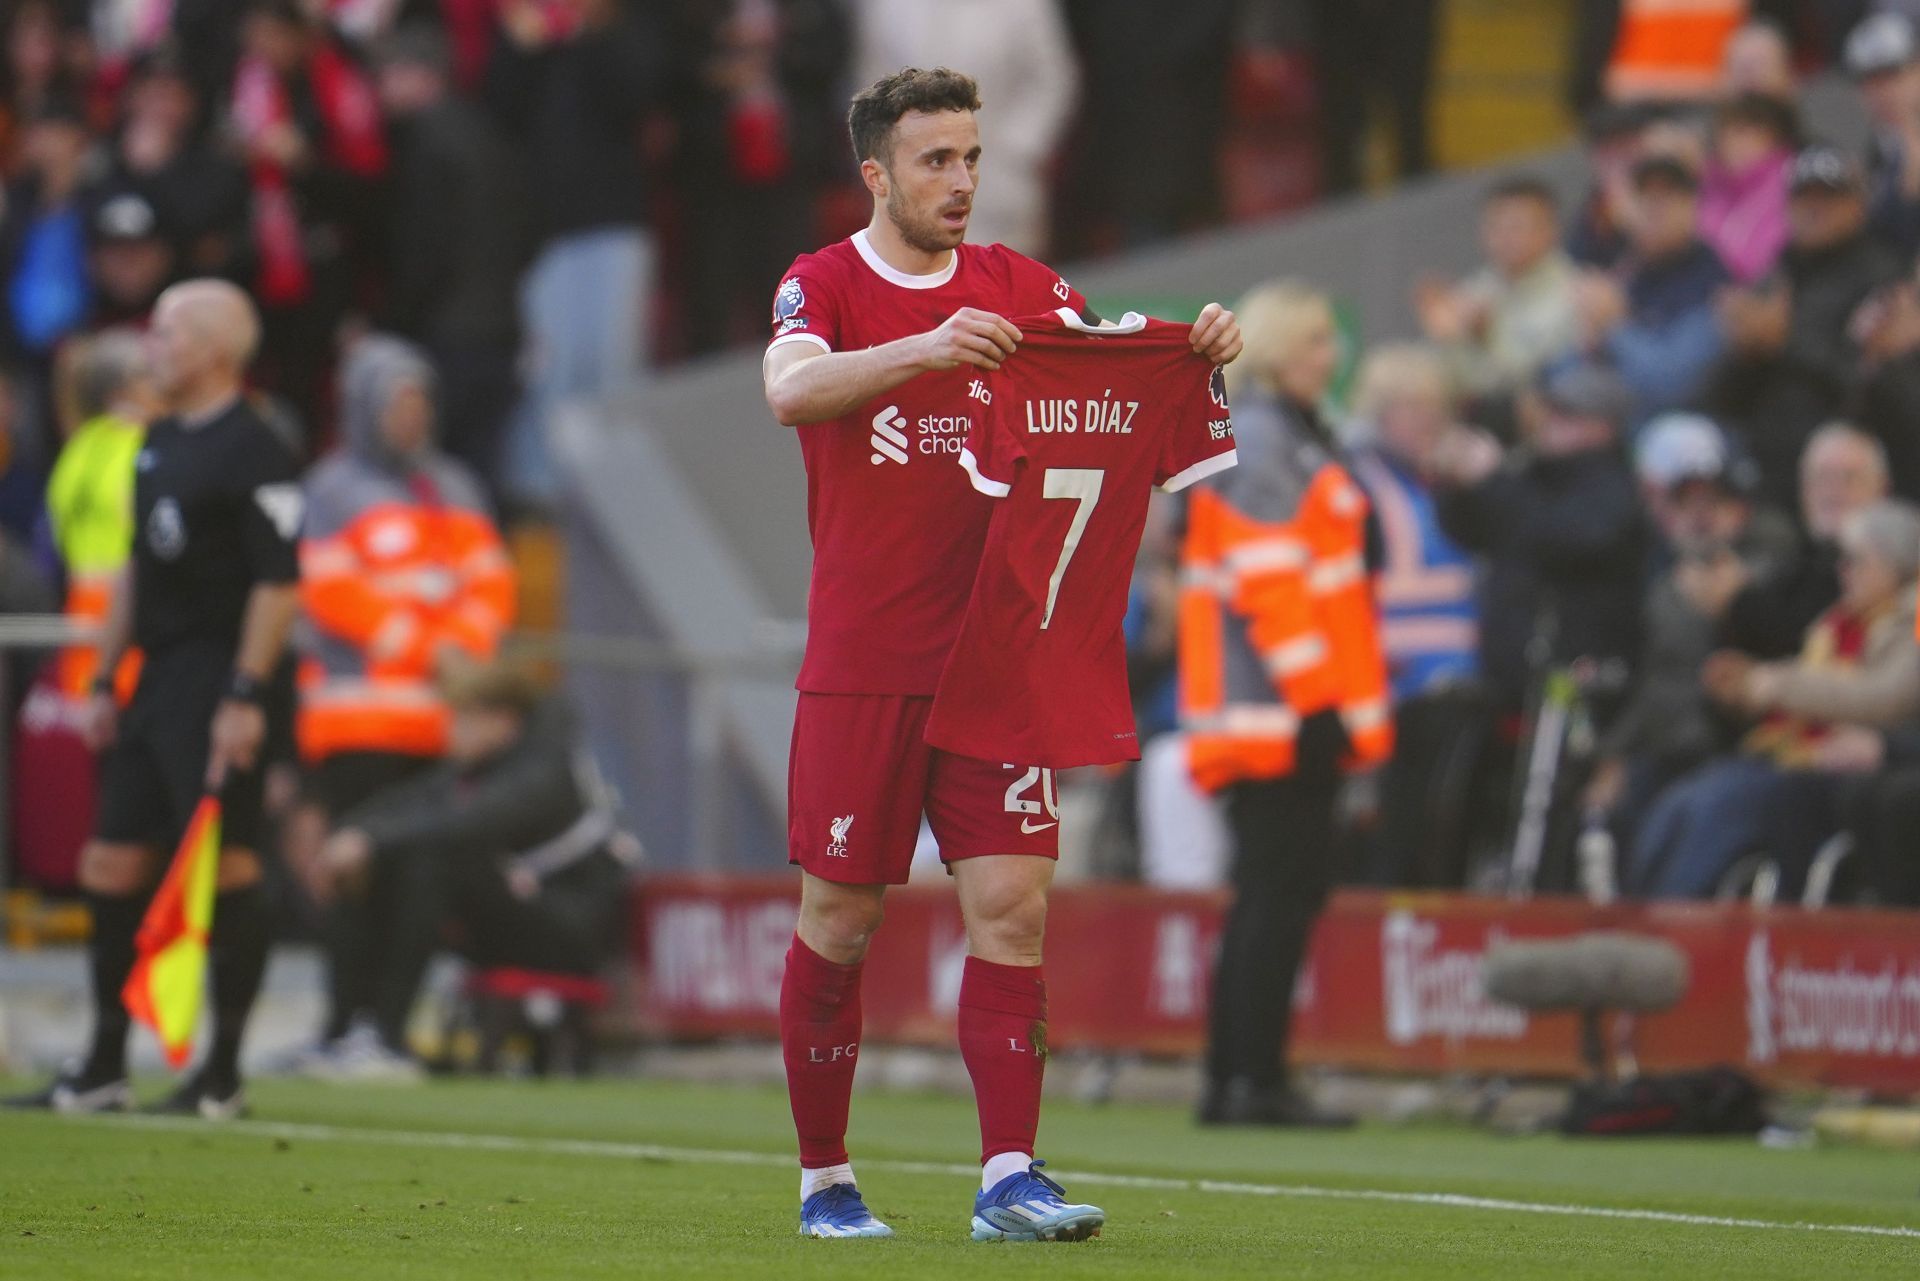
[634,878,1920,1095]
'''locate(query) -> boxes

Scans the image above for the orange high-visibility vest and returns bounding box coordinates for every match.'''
[1605,0,1748,102]
[1179,426,1392,793]
[298,501,515,760]
[52,574,141,700]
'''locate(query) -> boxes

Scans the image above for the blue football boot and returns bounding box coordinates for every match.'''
[799,1182,894,1239]
[970,1160,1104,1242]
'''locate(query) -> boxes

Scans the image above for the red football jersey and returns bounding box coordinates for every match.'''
[768,230,1084,694]
[926,310,1238,767]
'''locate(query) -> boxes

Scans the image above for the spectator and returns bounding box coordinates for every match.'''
[84,190,174,330]
[486,0,665,510]
[1573,153,1729,421]
[1568,102,1656,270]
[316,662,637,1073]
[372,24,526,492]
[1851,272,1920,501]
[1,101,95,376]
[1846,9,1920,257]
[1631,499,1920,899]
[1306,0,1438,197]
[1584,412,1794,845]
[295,334,516,1066]
[230,0,389,439]
[0,0,82,168]
[1183,281,1390,1128]
[92,49,250,284]
[1435,361,1648,719]
[1699,93,1796,284]
[675,0,851,354]
[44,329,152,699]
[1601,0,1747,106]
[1416,177,1581,418]
[1346,344,1487,889]
[1719,18,1796,103]
[1706,144,1902,514]
[852,0,1068,258]
[1722,421,1891,659]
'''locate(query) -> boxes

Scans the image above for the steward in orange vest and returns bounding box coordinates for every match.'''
[1606,0,1748,103]
[1178,401,1393,792]
[298,336,515,782]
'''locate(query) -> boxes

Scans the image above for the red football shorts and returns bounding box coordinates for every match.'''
[788,692,1061,885]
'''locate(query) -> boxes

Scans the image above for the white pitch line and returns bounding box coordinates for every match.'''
[64,1113,1920,1243]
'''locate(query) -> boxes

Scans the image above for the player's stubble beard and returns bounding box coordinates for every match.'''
[887,183,967,254]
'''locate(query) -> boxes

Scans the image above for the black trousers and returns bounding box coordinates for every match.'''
[1206,716,1344,1087]
[446,851,624,975]
[314,752,439,1045]
[1370,686,1492,889]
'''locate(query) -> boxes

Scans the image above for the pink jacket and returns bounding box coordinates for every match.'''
[1700,149,1792,284]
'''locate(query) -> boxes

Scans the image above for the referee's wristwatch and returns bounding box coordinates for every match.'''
[225,672,267,707]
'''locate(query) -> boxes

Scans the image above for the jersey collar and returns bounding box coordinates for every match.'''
[1054,307,1147,334]
[852,228,958,289]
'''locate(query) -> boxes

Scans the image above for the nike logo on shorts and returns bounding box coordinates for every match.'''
[1021,819,1058,835]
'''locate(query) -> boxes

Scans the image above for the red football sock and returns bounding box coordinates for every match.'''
[780,936,864,1169]
[958,955,1048,1165]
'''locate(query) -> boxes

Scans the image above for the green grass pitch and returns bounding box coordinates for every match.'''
[3,1076,1917,1279]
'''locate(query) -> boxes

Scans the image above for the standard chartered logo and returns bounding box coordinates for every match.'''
[870,406,909,465]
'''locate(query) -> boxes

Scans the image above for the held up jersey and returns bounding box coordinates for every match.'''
[767,229,1084,695]
[131,398,302,655]
[926,310,1237,767]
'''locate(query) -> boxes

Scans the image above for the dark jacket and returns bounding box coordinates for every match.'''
[1705,231,1903,512]
[347,700,615,874]
[384,97,526,349]
[1603,238,1729,420]
[484,10,665,244]
[1605,513,1797,769]
[1720,538,1841,661]
[1439,446,1647,709]
[1850,350,1920,504]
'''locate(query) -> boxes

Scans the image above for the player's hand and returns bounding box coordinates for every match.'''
[206,699,267,790]
[919,308,1021,372]
[81,690,118,753]
[1190,303,1242,365]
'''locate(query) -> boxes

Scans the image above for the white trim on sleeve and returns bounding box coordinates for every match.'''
[1159,448,1239,493]
[958,447,1012,498]
[767,331,832,356]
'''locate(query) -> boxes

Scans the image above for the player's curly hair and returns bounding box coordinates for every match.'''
[848,67,981,169]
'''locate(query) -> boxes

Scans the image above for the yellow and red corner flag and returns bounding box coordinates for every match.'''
[122,796,221,1069]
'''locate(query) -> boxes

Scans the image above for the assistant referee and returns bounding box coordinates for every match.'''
[10,281,301,1118]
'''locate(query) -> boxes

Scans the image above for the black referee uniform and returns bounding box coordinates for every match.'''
[83,396,300,1105]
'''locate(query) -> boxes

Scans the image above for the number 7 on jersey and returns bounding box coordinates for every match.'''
[1040,468,1104,630]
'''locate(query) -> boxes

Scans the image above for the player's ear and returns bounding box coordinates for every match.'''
[860,157,889,201]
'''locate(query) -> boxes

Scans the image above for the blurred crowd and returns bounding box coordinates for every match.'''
[0,0,1444,550]
[1120,8,1920,913]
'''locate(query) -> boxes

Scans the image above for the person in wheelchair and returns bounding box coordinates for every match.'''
[314,659,638,1077]
[1627,499,1920,899]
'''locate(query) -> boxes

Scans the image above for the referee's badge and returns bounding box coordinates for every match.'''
[147,497,187,560]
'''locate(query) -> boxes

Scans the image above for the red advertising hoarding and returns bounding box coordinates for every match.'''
[632,880,1920,1094]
